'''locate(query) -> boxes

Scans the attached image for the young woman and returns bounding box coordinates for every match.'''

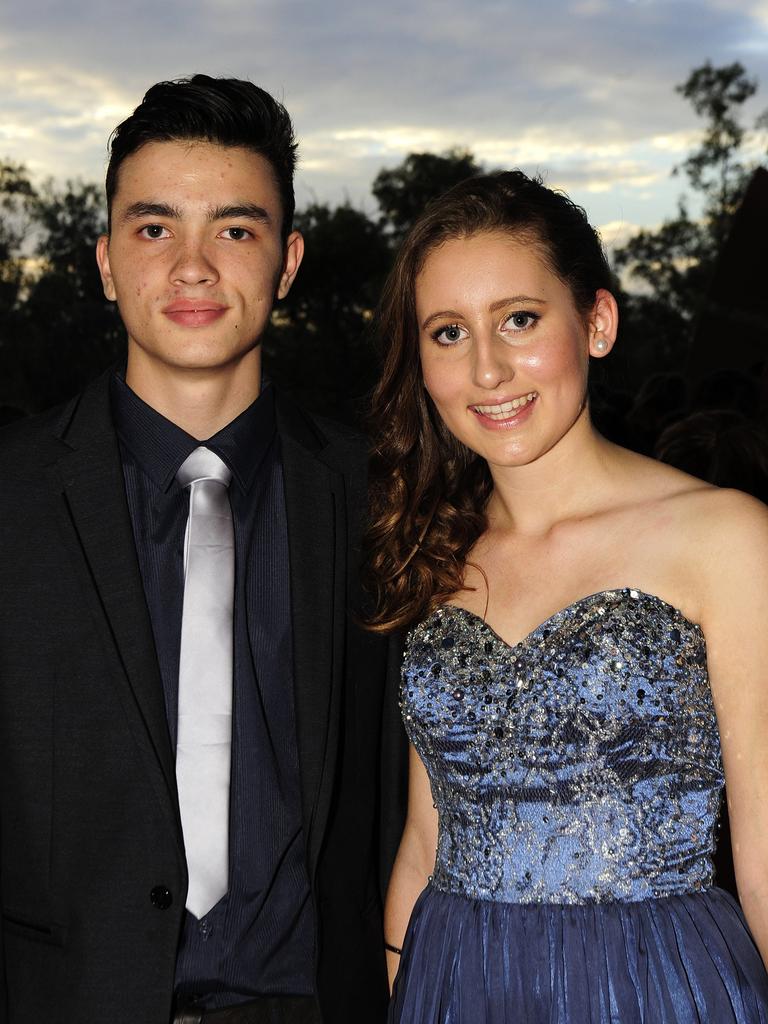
[365,171,768,1023]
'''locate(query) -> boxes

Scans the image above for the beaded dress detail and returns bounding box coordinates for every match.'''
[389,589,768,1024]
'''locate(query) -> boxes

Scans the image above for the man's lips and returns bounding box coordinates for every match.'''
[162,300,229,327]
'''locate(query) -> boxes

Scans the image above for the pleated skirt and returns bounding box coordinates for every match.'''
[388,884,768,1023]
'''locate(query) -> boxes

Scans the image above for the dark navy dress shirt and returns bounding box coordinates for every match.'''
[110,374,315,1007]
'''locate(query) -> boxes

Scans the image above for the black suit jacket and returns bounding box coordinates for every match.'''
[0,371,407,1023]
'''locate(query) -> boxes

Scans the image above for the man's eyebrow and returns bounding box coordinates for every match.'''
[119,202,272,225]
[121,201,181,222]
[208,203,271,223]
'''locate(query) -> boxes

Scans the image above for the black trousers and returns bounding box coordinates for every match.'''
[172,995,321,1023]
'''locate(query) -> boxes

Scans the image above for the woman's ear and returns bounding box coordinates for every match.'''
[588,288,619,358]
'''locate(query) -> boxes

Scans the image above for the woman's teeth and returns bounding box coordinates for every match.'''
[473,392,538,419]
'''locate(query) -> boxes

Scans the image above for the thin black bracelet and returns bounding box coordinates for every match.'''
[385,941,403,956]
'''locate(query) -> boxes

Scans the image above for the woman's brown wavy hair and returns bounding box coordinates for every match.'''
[363,170,613,633]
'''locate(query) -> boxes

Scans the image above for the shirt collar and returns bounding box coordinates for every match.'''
[110,371,276,493]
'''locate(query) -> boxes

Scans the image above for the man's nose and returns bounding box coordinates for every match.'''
[170,242,219,286]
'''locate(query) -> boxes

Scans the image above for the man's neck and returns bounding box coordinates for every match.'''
[125,348,263,440]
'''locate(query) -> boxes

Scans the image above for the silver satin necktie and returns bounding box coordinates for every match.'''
[176,446,234,919]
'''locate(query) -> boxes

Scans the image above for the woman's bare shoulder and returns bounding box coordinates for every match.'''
[654,475,768,614]
[612,443,765,518]
[609,444,715,510]
[672,480,768,539]
[607,446,768,590]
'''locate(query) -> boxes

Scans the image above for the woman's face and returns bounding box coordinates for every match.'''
[416,230,610,470]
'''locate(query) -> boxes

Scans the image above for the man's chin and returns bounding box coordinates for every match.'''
[126,338,263,376]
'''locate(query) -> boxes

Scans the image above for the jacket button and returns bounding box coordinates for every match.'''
[150,885,173,909]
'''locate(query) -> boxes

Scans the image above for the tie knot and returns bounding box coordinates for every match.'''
[177,446,232,489]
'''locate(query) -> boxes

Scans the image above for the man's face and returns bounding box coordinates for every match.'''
[96,139,302,374]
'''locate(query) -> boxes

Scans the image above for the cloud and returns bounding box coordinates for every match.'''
[651,131,702,153]
[1,0,767,228]
[597,218,644,251]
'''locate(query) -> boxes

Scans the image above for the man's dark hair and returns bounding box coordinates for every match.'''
[105,74,297,236]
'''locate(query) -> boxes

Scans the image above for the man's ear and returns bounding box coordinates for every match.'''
[276,230,304,300]
[95,235,117,301]
[588,288,619,358]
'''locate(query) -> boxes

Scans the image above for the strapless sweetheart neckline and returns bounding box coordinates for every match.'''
[440,587,704,652]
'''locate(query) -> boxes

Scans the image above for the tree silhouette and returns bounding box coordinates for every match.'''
[0,162,38,418]
[677,61,762,248]
[372,148,483,241]
[614,60,767,382]
[0,161,35,316]
[263,202,391,420]
[0,175,121,413]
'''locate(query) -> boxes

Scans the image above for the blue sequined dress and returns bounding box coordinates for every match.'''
[389,589,768,1023]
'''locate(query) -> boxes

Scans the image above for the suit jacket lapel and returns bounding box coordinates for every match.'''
[48,373,179,829]
[278,399,347,878]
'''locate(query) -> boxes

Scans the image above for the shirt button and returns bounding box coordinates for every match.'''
[150,885,173,909]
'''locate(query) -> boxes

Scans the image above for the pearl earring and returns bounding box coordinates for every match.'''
[594,337,608,353]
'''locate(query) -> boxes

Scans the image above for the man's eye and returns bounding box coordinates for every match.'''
[220,227,252,241]
[432,324,467,346]
[140,224,170,239]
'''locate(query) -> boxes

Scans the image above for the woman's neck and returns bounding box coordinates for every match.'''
[485,412,620,536]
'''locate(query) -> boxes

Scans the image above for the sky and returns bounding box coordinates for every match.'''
[2,0,768,249]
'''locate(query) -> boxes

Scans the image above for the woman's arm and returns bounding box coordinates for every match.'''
[700,489,768,964]
[384,743,439,991]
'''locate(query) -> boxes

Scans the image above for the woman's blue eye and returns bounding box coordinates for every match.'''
[434,324,465,345]
[505,311,539,331]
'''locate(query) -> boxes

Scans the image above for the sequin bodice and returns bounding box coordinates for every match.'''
[401,589,722,905]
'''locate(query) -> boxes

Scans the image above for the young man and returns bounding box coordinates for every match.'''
[0,76,405,1023]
